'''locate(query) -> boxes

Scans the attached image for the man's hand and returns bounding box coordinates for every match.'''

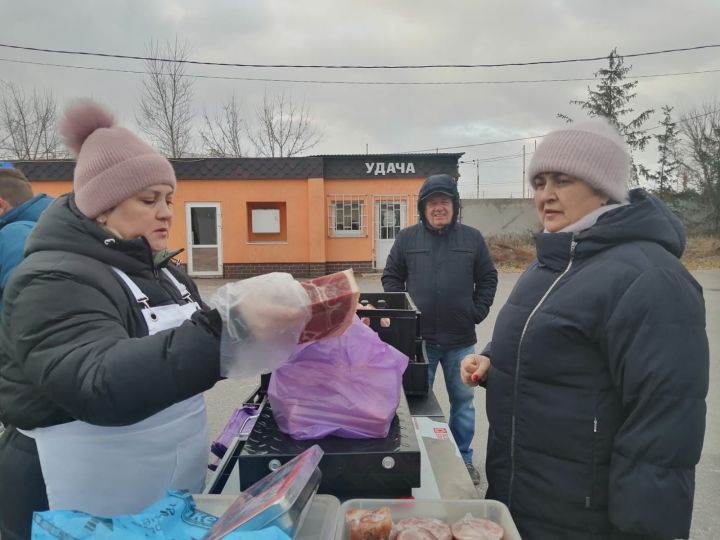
[460,354,491,387]
[356,303,391,328]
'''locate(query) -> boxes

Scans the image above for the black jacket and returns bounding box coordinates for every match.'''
[484,190,708,540]
[382,174,498,348]
[0,194,222,430]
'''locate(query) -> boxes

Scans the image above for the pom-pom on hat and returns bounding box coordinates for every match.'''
[528,118,630,203]
[59,100,176,219]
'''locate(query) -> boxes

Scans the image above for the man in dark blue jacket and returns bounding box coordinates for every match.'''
[0,166,53,529]
[0,166,54,306]
[382,173,497,485]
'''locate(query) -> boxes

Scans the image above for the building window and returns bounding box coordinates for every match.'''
[247,202,287,243]
[328,195,367,237]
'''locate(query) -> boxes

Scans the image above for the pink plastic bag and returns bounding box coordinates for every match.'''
[268,316,409,439]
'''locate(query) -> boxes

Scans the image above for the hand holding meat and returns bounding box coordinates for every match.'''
[239,298,309,341]
[460,354,490,387]
[217,272,311,341]
[209,272,311,378]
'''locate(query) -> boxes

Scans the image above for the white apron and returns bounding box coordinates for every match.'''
[20,267,209,516]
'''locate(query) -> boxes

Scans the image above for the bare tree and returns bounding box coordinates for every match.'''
[199,94,246,157]
[680,102,720,232]
[247,91,322,157]
[137,38,194,158]
[0,81,62,159]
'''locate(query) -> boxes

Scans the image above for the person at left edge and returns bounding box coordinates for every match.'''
[0,100,308,538]
[0,166,53,309]
[0,167,54,538]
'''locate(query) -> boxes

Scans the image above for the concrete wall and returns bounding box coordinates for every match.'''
[460,198,539,238]
[459,196,716,238]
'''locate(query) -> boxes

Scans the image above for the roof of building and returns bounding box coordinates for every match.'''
[12,153,463,181]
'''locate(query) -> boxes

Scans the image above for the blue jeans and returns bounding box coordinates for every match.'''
[426,344,476,464]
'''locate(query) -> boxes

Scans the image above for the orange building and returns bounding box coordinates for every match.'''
[16,153,461,278]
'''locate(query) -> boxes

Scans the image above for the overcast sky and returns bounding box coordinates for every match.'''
[2,0,719,197]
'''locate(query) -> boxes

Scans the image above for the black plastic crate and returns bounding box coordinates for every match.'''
[403,340,430,396]
[357,292,429,396]
[356,292,421,360]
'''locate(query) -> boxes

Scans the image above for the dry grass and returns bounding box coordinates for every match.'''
[682,235,720,270]
[487,236,536,272]
[487,234,720,271]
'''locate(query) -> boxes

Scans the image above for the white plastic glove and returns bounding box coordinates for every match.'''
[208,273,311,378]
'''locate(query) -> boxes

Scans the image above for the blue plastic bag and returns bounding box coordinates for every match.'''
[31,490,291,540]
[268,316,409,439]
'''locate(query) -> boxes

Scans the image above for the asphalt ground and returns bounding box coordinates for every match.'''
[198,270,720,539]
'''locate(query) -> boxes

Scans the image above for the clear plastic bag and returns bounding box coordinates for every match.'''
[208,273,311,378]
[268,317,409,439]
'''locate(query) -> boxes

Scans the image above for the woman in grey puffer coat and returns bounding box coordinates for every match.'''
[461,119,708,540]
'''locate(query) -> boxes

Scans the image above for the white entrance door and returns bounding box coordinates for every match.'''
[185,203,223,277]
[374,198,407,269]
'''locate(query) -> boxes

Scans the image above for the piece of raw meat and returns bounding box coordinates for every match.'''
[450,513,504,540]
[299,268,360,343]
[395,528,437,539]
[346,507,394,540]
[392,517,452,540]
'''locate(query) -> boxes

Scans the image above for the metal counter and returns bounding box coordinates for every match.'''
[205,389,478,501]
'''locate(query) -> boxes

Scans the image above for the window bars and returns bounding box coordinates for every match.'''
[328,194,367,237]
[327,194,418,237]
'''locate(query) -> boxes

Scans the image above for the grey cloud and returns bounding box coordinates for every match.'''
[1,0,718,197]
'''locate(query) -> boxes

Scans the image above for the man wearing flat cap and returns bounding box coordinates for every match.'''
[382,173,497,486]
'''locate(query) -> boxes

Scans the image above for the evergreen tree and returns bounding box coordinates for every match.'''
[643,106,682,199]
[558,48,654,183]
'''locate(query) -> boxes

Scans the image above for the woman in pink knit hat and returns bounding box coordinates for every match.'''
[0,101,308,538]
[460,119,708,540]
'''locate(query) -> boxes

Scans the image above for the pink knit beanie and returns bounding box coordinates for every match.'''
[528,118,630,203]
[59,101,177,219]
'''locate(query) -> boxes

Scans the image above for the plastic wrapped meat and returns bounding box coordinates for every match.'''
[450,513,504,540]
[346,507,393,540]
[392,517,452,539]
[299,269,360,343]
[395,529,437,540]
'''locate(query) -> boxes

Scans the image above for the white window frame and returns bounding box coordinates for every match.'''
[328,195,367,237]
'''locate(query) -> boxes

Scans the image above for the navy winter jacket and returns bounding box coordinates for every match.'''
[382,174,497,348]
[484,190,708,539]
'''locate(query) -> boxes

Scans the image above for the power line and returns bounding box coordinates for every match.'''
[405,136,543,153]
[2,46,717,161]
[460,152,534,164]
[466,180,528,186]
[2,56,720,86]
[405,107,720,154]
[0,42,719,70]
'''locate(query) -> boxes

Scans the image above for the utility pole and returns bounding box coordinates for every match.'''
[475,160,480,199]
[522,144,526,198]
